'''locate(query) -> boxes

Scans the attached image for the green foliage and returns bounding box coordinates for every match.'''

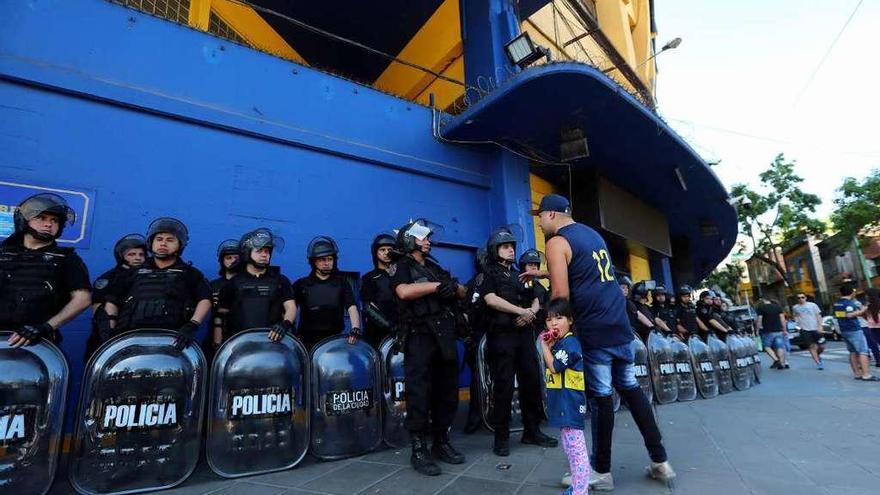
[705,262,743,300]
[831,169,880,238]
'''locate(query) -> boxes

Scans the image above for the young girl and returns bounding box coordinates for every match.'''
[540,298,590,495]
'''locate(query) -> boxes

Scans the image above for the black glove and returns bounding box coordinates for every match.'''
[17,323,54,343]
[349,326,363,338]
[270,320,294,335]
[174,320,199,350]
[437,279,458,299]
[94,308,116,342]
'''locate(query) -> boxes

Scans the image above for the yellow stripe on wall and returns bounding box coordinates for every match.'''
[211,0,307,65]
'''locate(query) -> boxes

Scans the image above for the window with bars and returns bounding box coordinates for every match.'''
[207,12,245,44]
[113,0,190,25]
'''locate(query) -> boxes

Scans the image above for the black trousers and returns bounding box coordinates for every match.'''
[403,331,459,434]
[486,328,543,437]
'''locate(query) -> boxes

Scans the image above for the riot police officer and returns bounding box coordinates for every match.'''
[292,236,360,351]
[85,233,146,359]
[696,290,728,341]
[462,248,488,434]
[390,218,465,476]
[629,281,658,342]
[103,217,211,345]
[479,227,556,456]
[674,285,701,339]
[2,193,91,347]
[204,239,239,355]
[519,248,548,329]
[215,229,296,345]
[651,285,677,335]
[359,233,398,348]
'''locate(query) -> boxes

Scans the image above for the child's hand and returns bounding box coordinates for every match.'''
[540,329,558,344]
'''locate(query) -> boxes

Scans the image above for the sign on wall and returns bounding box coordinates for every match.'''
[0,181,94,248]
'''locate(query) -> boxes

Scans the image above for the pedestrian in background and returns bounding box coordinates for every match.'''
[792,293,825,370]
[756,298,787,369]
[865,288,880,369]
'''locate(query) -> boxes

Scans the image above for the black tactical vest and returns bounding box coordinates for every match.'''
[0,244,71,327]
[677,302,699,334]
[396,256,448,322]
[485,263,532,329]
[298,275,345,334]
[229,273,283,334]
[118,266,190,331]
[653,303,678,332]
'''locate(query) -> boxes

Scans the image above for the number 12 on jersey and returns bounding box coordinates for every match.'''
[592,249,613,282]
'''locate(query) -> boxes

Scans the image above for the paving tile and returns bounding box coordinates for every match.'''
[246,458,354,488]
[359,468,457,495]
[461,450,544,483]
[435,476,520,495]
[302,461,401,495]
[210,481,289,494]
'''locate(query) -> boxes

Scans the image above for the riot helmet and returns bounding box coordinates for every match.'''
[146,217,189,258]
[653,285,667,296]
[632,281,650,299]
[677,284,693,296]
[396,218,443,254]
[113,233,147,267]
[618,275,633,297]
[699,289,716,301]
[371,233,396,267]
[307,235,339,275]
[14,193,76,241]
[486,224,522,263]
[474,247,488,274]
[216,239,239,261]
[518,248,544,270]
[240,228,284,269]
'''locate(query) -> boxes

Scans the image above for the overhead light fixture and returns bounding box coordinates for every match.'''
[505,32,551,69]
[560,128,589,162]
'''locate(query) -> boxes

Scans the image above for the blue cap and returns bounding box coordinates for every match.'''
[531,194,571,215]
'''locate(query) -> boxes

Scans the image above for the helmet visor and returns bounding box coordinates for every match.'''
[405,219,444,242]
[245,229,285,252]
[18,193,76,226]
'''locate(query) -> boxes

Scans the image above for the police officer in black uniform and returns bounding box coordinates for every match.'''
[215,229,296,344]
[359,233,397,348]
[103,217,211,346]
[85,233,146,359]
[650,285,677,335]
[519,248,548,331]
[462,248,488,434]
[2,193,91,348]
[390,218,466,476]
[696,290,728,341]
[204,239,239,356]
[479,227,556,456]
[674,285,701,339]
[292,236,360,351]
[629,281,658,342]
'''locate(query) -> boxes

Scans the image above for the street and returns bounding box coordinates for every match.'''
[48,342,880,495]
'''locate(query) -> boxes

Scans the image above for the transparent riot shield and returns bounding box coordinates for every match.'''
[478,334,527,432]
[668,335,697,402]
[646,330,678,404]
[310,336,382,460]
[206,329,310,478]
[0,332,69,495]
[69,330,206,495]
[631,334,653,404]
[750,336,762,384]
[728,334,752,391]
[380,336,407,449]
[707,333,734,394]
[688,335,718,399]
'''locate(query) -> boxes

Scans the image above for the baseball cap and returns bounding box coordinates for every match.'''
[530,194,571,215]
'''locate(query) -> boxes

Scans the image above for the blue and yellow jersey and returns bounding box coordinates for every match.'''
[545,332,586,430]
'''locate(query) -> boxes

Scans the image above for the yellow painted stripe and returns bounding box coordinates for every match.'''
[188,0,212,31]
[211,0,307,65]
[412,55,464,110]
[374,0,463,104]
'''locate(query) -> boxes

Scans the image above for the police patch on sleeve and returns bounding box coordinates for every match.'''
[94,278,109,290]
[387,263,397,276]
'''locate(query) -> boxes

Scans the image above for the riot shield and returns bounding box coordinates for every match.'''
[380,336,407,449]
[0,332,69,495]
[310,336,382,460]
[478,334,523,433]
[728,334,752,391]
[750,336,762,384]
[707,333,734,394]
[69,330,206,495]
[631,334,653,404]
[668,335,697,402]
[688,335,718,399]
[206,329,310,478]
[646,330,678,404]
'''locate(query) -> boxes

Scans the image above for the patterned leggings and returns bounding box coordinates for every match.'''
[561,427,591,495]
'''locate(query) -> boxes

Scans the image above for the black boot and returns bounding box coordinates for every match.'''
[411,433,441,476]
[522,428,558,448]
[432,431,466,464]
[493,432,510,456]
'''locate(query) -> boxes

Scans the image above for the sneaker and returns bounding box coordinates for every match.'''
[770,361,781,369]
[589,471,614,491]
[561,472,571,488]
[858,376,880,382]
[817,360,824,370]
[646,461,677,483]
[783,363,791,369]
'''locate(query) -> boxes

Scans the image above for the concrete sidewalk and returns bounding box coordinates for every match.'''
[50,342,880,494]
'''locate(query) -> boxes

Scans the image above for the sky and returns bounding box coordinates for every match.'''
[654,0,880,221]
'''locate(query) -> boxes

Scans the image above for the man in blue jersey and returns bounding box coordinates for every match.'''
[524,194,674,490]
[833,284,878,381]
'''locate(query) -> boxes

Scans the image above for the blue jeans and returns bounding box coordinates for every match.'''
[842,330,870,356]
[761,332,785,351]
[583,343,640,397]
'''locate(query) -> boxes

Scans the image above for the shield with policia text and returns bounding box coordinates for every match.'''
[688,334,718,399]
[380,336,407,449]
[728,333,752,391]
[707,333,734,394]
[646,330,678,404]
[630,332,653,404]
[0,333,69,495]
[477,334,544,432]
[668,334,697,402]
[310,336,382,460]
[207,329,310,478]
[68,330,206,495]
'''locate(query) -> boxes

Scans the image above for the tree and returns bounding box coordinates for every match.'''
[730,153,824,287]
[705,262,743,301]
[831,169,880,239]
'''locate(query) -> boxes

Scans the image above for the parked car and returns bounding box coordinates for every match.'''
[822,316,841,341]
[727,305,757,334]
[785,319,803,349]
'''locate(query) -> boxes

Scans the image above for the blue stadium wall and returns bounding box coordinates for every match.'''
[0,0,535,408]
